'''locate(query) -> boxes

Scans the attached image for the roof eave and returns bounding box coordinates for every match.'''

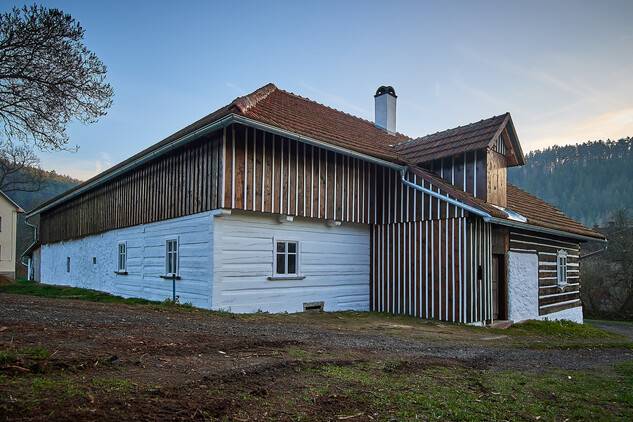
[488,216,606,243]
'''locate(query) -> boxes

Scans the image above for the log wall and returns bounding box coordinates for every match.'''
[509,230,582,315]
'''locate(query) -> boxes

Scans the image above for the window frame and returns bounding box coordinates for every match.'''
[115,242,128,274]
[269,238,305,281]
[556,249,568,287]
[165,238,179,277]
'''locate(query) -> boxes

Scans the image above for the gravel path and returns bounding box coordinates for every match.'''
[2,293,632,372]
[586,320,633,340]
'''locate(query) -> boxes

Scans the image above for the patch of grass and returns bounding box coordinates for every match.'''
[288,349,309,357]
[23,347,50,360]
[519,341,633,350]
[505,319,622,339]
[0,350,18,364]
[0,346,50,365]
[31,376,84,398]
[298,360,633,420]
[91,377,135,392]
[0,280,158,305]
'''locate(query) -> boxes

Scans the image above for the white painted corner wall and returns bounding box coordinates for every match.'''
[212,211,370,313]
[41,212,215,308]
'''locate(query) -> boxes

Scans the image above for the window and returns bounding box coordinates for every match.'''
[67,257,71,273]
[276,240,298,276]
[117,243,127,272]
[557,250,568,286]
[0,216,2,232]
[165,239,179,276]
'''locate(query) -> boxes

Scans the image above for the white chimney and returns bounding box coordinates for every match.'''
[374,86,397,134]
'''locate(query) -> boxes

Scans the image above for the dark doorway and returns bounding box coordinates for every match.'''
[491,254,506,320]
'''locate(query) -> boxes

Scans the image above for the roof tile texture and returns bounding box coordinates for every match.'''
[231,84,408,162]
[395,113,509,164]
[507,184,605,239]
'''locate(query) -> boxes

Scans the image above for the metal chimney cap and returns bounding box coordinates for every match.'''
[375,86,397,98]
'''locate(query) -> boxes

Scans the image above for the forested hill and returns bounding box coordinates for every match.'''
[508,137,633,227]
[5,170,81,213]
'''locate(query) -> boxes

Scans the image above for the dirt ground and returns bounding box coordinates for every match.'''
[1,294,632,421]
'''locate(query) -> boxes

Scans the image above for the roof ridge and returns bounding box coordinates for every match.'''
[272,87,411,140]
[231,83,278,113]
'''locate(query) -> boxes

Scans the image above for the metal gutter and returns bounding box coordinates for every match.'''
[487,216,608,244]
[399,168,492,221]
[400,167,606,245]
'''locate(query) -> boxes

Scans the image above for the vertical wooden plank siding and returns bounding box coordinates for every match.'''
[369,216,490,323]
[429,151,489,202]
[41,132,225,243]
[509,230,582,315]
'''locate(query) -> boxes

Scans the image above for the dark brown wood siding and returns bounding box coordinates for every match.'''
[223,125,384,223]
[428,150,487,201]
[222,125,465,225]
[427,148,508,207]
[371,217,492,323]
[42,124,466,243]
[509,230,582,315]
[41,132,225,243]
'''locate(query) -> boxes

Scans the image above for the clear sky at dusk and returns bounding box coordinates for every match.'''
[5,0,633,180]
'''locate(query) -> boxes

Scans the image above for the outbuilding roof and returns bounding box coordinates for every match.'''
[395,113,525,166]
[506,184,605,240]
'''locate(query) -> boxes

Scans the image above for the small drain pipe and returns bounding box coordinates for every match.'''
[580,241,609,259]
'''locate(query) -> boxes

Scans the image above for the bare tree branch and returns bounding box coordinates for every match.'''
[0,141,46,192]
[0,5,113,151]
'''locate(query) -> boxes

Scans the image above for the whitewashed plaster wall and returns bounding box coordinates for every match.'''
[507,251,583,324]
[507,251,539,322]
[41,212,214,308]
[212,211,371,313]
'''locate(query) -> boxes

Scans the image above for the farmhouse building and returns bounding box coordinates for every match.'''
[26,84,606,324]
[0,190,23,279]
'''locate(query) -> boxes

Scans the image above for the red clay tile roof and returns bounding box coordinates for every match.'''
[395,113,510,164]
[27,83,603,242]
[228,84,408,162]
[506,184,605,240]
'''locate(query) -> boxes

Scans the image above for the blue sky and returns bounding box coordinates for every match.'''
[5,0,633,180]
